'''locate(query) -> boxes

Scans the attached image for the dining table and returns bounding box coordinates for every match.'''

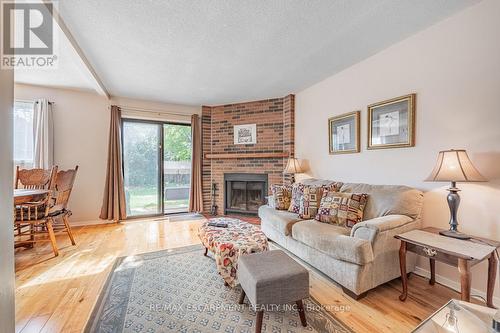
[14,189,50,205]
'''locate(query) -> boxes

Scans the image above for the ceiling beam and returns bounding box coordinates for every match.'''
[43,1,110,99]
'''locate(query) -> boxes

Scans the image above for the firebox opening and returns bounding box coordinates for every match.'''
[224,173,268,215]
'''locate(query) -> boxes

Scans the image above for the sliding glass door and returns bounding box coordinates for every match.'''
[122,119,191,217]
[163,123,192,213]
[123,121,162,216]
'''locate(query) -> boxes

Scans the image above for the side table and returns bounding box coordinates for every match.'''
[395,227,500,308]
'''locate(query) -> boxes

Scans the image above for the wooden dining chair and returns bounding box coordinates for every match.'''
[49,166,79,246]
[14,169,60,256]
[15,166,57,190]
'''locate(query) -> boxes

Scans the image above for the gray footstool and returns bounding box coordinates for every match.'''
[237,250,309,333]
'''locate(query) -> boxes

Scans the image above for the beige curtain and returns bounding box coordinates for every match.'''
[100,106,127,221]
[189,114,203,212]
[33,99,54,168]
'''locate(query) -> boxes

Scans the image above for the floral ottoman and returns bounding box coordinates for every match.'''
[198,217,269,287]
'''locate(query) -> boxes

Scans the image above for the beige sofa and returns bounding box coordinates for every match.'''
[259,178,423,299]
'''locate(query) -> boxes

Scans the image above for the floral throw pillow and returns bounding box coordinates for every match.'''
[271,184,292,210]
[288,183,305,214]
[315,191,368,227]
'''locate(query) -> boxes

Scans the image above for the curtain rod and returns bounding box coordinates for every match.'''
[117,105,193,117]
[35,101,54,105]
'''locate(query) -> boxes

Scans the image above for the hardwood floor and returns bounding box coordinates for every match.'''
[15,215,465,333]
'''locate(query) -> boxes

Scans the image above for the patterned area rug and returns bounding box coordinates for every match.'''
[86,245,353,333]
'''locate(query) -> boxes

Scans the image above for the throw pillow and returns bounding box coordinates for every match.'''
[288,182,343,215]
[271,184,292,210]
[315,191,369,227]
[288,183,305,213]
[297,183,343,219]
[298,185,323,219]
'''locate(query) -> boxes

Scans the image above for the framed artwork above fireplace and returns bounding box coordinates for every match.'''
[234,124,257,145]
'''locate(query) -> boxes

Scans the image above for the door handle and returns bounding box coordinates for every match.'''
[422,247,437,257]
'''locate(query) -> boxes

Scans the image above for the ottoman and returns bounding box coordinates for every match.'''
[198,218,269,287]
[237,250,309,333]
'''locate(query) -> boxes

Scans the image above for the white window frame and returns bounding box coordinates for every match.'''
[13,100,35,168]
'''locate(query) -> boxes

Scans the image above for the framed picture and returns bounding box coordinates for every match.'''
[367,93,416,149]
[234,124,257,144]
[328,111,360,154]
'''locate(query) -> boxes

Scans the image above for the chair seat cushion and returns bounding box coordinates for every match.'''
[292,220,374,265]
[258,205,302,236]
[237,250,309,307]
[15,206,47,221]
[49,208,68,217]
[15,206,69,221]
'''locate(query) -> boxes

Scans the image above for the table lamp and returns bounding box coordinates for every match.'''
[425,149,486,240]
[283,157,303,184]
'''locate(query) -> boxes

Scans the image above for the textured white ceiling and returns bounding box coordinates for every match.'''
[14,19,96,92]
[57,0,477,105]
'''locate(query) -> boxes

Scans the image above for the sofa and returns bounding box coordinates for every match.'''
[259,178,424,299]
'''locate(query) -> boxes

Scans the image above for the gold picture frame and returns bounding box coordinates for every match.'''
[328,111,360,154]
[367,93,416,150]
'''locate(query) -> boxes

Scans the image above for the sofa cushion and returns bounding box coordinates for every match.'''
[340,183,423,220]
[350,214,414,242]
[271,184,292,210]
[315,191,368,227]
[291,220,374,265]
[258,205,302,236]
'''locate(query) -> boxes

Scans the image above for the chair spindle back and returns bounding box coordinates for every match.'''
[52,166,79,212]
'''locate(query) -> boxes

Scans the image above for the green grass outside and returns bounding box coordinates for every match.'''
[127,186,189,215]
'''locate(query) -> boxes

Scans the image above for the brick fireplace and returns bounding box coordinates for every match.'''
[202,95,295,215]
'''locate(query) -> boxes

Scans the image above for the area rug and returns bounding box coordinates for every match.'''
[86,245,353,333]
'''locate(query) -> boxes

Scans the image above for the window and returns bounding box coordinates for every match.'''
[13,101,34,167]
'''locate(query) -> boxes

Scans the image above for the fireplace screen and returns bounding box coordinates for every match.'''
[229,181,247,210]
[224,173,268,215]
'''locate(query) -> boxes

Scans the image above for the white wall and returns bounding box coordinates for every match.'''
[14,84,201,223]
[0,53,15,332]
[295,0,500,300]
[15,84,110,223]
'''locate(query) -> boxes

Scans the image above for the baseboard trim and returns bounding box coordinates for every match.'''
[414,265,500,307]
[70,219,116,227]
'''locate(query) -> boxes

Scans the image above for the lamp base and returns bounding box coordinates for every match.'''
[439,229,471,240]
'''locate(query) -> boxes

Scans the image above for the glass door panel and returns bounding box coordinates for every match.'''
[123,121,161,216]
[163,123,191,213]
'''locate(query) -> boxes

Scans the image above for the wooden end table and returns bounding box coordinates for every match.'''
[395,227,500,308]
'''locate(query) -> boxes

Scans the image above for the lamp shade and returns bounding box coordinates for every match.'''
[284,158,303,174]
[425,149,486,182]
